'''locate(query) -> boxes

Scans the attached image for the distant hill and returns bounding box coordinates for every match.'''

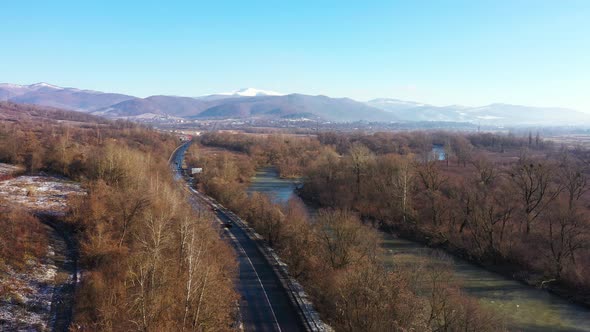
[97,93,395,122]
[368,98,590,125]
[3,82,589,125]
[0,83,134,112]
[94,95,212,117]
[189,94,394,121]
[0,101,109,124]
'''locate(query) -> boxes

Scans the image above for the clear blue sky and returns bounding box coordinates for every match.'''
[1,1,589,111]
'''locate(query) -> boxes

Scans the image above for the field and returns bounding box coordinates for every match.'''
[548,135,590,148]
[0,176,84,214]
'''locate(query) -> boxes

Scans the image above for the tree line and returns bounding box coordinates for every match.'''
[200,132,324,178]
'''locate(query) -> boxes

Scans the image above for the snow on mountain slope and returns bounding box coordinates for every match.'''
[1,82,135,111]
[0,82,64,91]
[218,88,285,97]
[3,82,589,125]
[28,82,63,90]
[369,98,426,108]
[368,99,590,125]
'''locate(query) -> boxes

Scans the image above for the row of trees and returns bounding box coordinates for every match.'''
[200,130,555,179]
[318,131,554,157]
[0,104,238,331]
[189,142,503,331]
[200,132,324,177]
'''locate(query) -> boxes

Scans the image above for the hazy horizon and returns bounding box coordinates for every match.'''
[1,1,589,112]
[3,3,590,330]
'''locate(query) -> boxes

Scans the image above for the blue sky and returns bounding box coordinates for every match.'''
[1,1,589,111]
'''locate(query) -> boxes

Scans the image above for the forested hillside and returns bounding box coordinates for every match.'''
[0,102,237,331]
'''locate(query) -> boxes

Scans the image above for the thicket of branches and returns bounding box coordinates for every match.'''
[0,104,238,331]
[199,132,324,177]
[201,130,590,296]
[197,129,590,326]
[299,132,590,301]
[0,207,47,273]
[189,141,504,331]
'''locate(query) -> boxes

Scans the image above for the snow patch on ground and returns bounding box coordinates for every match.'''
[0,175,83,331]
[0,249,58,331]
[0,163,22,177]
[0,176,84,214]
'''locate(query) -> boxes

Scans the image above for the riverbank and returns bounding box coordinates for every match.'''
[380,221,590,310]
[277,170,590,331]
[277,169,589,310]
[292,171,590,311]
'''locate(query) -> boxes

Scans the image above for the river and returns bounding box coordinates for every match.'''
[247,166,590,332]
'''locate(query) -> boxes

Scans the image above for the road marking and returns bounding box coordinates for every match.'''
[220,218,282,332]
[172,143,282,331]
[204,198,282,331]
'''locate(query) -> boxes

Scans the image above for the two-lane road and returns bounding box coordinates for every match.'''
[172,142,304,332]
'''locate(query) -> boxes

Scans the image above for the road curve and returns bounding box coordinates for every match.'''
[171,142,305,332]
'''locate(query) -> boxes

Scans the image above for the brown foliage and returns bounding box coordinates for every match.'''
[0,207,47,271]
[70,142,238,331]
[302,131,590,299]
[0,103,238,331]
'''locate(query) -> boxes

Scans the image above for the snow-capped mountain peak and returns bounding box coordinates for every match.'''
[220,88,284,97]
[0,82,64,90]
[29,82,63,90]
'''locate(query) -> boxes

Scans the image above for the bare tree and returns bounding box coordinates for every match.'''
[380,155,416,224]
[417,161,447,226]
[471,156,498,187]
[508,156,561,234]
[348,142,374,196]
[558,152,589,212]
[394,157,416,224]
[543,209,588,279]
[117,191,150,247]
[460,187,513,257]
[452,136,472,167]
[315,209,379,270]
[246,193,285,247]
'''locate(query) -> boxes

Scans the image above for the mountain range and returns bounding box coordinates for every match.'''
[0,82,134,112]
[1,83,589,125]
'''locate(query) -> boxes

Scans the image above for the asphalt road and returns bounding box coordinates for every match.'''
[172,142,304,332]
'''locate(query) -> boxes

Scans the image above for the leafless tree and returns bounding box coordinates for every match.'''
[315,209,379,270]
[417,161,447,226]
[558,152,589,212]
[508,156,561,234]
[348,142,374,196]
[543,209,588,279]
